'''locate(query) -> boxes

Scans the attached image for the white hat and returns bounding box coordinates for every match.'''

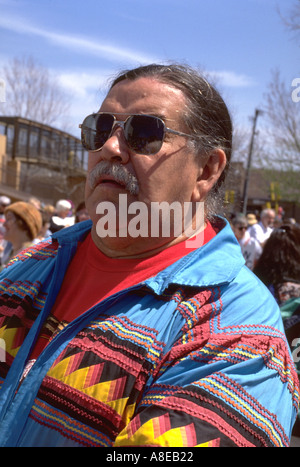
[56,199,72,212]
[0,196,11,206]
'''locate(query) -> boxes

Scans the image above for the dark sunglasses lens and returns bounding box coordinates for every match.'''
[81,114,114,151]
[125,115,165,155]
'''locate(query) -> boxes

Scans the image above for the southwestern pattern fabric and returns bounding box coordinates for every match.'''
[0,220,299,447]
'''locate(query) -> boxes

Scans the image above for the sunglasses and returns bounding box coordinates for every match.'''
[238,226,247,231]
[79,112,198,155]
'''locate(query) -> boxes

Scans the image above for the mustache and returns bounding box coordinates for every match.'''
[88,161,139,196]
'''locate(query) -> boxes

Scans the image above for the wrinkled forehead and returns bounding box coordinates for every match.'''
[100,77,187,120]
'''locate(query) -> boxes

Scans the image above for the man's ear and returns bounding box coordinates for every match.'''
[192,149,227,202]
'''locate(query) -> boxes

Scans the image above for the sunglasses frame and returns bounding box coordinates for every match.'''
[79,112,198,155]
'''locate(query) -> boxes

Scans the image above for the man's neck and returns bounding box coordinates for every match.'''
[90,222,207,259]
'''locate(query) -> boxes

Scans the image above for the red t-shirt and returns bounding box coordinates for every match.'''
[31,223,216,358]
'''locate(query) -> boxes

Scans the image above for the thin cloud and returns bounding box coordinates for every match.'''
[0,13,158,64]
[209,70,257,88]
[58,72,107,97]
[57,70,114,104]
[0,14,255,89]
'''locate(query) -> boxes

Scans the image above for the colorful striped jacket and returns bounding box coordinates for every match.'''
[0,218,299,447]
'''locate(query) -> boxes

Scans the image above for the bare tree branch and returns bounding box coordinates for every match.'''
[262,69,300,159]
[254,69,300,202]
[1,56,71,127]
[278,0,300,41]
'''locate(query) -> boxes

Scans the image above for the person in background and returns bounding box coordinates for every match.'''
[75,201,90,223]
[43,204,55,224]
[32,211,52,244]
[0,224,7,267]
[285,218,297,225]
[253,223,300,306]
[49,199,75,233]
[248,208,275,247]
[253,223,300,440]
[231,213,262,270]
[0,63,298,448]
[0,196,11,225]
[0,196,12,267]
[28,197,42,211]
[273,215,283,229]
[2,201,42,265]
[246,213,257,228]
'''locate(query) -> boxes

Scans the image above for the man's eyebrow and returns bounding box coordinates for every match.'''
[97,110,167,118]
[99,110,174,124]
[134,111,168,121]
[95,110,179,126]
[144,111,167,120]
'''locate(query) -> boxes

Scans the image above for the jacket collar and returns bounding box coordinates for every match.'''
[52,219,92,244]
[52,217,244,292]
[145,217,245,293]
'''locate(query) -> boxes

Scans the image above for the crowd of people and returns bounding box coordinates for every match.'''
[0,63,299,447]
[2,196,299,307]
[230,208,300,305]
[230,208,300,436]
[0,195,89,269]
[2,196,298,333]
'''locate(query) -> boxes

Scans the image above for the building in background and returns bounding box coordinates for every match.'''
[224,162,300,221]
[0,116,87,205]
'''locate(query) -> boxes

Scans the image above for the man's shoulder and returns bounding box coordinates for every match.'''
[221,264,282,328]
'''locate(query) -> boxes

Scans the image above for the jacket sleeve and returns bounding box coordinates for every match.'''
[114,298,299,447]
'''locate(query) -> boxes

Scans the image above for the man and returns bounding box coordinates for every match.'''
[246,212,257,228]
[0,64,298,447]
[0,196,11,223]
[248,208,275,247]
[231,213,262,270]
[49,199,75,233]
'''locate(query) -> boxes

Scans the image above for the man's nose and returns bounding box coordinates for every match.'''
[98,127,130,164]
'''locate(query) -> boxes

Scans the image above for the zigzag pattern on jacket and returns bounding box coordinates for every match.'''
[0,230,299,447]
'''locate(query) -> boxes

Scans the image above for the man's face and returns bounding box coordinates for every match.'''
[0,204,8,214]
[233,223,247,241]
[262,212,275,228]
[58,209,70,219]
[85,77,204,206]
[3,211,18,243]
[85,78,204,240]
[84,76,227,256]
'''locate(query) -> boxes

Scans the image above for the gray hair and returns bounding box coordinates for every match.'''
[56,199,72,212]
[260,208,275,219]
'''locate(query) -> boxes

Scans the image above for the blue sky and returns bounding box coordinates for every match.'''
[0,0,299,138]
